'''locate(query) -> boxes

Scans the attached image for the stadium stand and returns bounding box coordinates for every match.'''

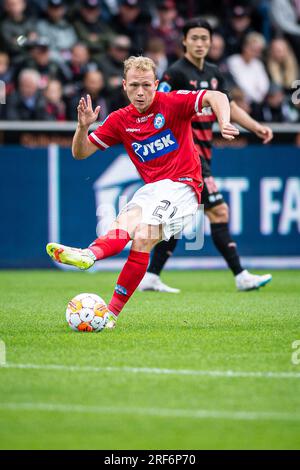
[0,0,298,122]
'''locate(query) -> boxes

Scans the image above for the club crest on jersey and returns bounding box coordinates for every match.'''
[154,113,165,129]
[131,129,178,162]
[211,78,218,90]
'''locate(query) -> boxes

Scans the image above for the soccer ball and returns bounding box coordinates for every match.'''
[66,293,109,332]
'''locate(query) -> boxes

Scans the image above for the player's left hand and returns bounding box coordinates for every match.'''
[254,124,273,144]
[220,122,240,141]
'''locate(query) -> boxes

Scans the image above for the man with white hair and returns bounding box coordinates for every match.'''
[6,68,45,120]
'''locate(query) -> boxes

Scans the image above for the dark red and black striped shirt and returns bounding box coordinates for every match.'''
[158,57,230,161]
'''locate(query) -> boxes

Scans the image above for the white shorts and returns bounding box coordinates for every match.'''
[119,179,199,241]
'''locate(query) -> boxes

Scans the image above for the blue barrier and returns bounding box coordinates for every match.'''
[0,144,299,269]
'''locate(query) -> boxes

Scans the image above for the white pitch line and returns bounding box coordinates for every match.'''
[0,402,299,422]
[1,363,300,379]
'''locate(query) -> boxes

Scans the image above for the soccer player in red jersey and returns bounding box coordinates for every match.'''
[46,56,239,328]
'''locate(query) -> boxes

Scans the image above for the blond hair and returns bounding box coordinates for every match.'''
[124,56,157,79]
[267,39,299,89]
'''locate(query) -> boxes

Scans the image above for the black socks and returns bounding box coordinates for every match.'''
[148,236,178,275]
[148,223,243,277]
[210,223,243,276]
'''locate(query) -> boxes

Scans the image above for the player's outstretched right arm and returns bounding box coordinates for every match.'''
[72,94,100,160]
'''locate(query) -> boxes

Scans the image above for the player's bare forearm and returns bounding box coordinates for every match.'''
[230,101,273,144]
[203,90,230,123]
[230,101,257,131]
[203,90,239,141]
[72,124,96,160]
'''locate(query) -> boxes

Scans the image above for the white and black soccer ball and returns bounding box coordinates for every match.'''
[66,293,109,332]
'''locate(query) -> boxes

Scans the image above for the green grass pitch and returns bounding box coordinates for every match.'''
[0,269,299,450]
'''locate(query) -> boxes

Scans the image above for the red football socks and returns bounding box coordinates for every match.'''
[108,250,150,316]
[89,229,131,260]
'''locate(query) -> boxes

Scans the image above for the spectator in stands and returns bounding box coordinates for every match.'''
[67,70,110,121]
[270,0,300,62]
[207,32,234,84]
[98,35,131,91]
[43,78,66,120]
[97,35,132,111]
[181,0,224,19]
[64,43,98,96]
[266,37,299,92]
[95,0,119,22]
[0,51,15,96]
[148,0,184,62]
[252,0,272,42]
[252,82,299,122]
[72,0,115,61]
[0,0,36,63]
[144,37,168,80]
[221,4,254,56]
[36,0,77,64]
[0,51,15,119]
[111,0,151,55]
[227,32,270,105]
[207,32,225,65]
[6,68,45,120]
[15,36,68,89]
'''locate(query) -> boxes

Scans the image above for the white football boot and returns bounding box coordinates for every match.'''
[138,272,180,293]
[235,269,272,291]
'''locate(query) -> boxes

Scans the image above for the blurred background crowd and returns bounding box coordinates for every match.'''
[0,0,299,123]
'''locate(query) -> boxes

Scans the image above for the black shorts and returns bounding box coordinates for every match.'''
[200,156,224,210]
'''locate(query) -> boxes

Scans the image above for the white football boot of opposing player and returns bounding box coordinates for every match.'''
[235,269,272,291]
[138,272,180,293]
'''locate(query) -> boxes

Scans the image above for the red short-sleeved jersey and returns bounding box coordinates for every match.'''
[89,89,207,201]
